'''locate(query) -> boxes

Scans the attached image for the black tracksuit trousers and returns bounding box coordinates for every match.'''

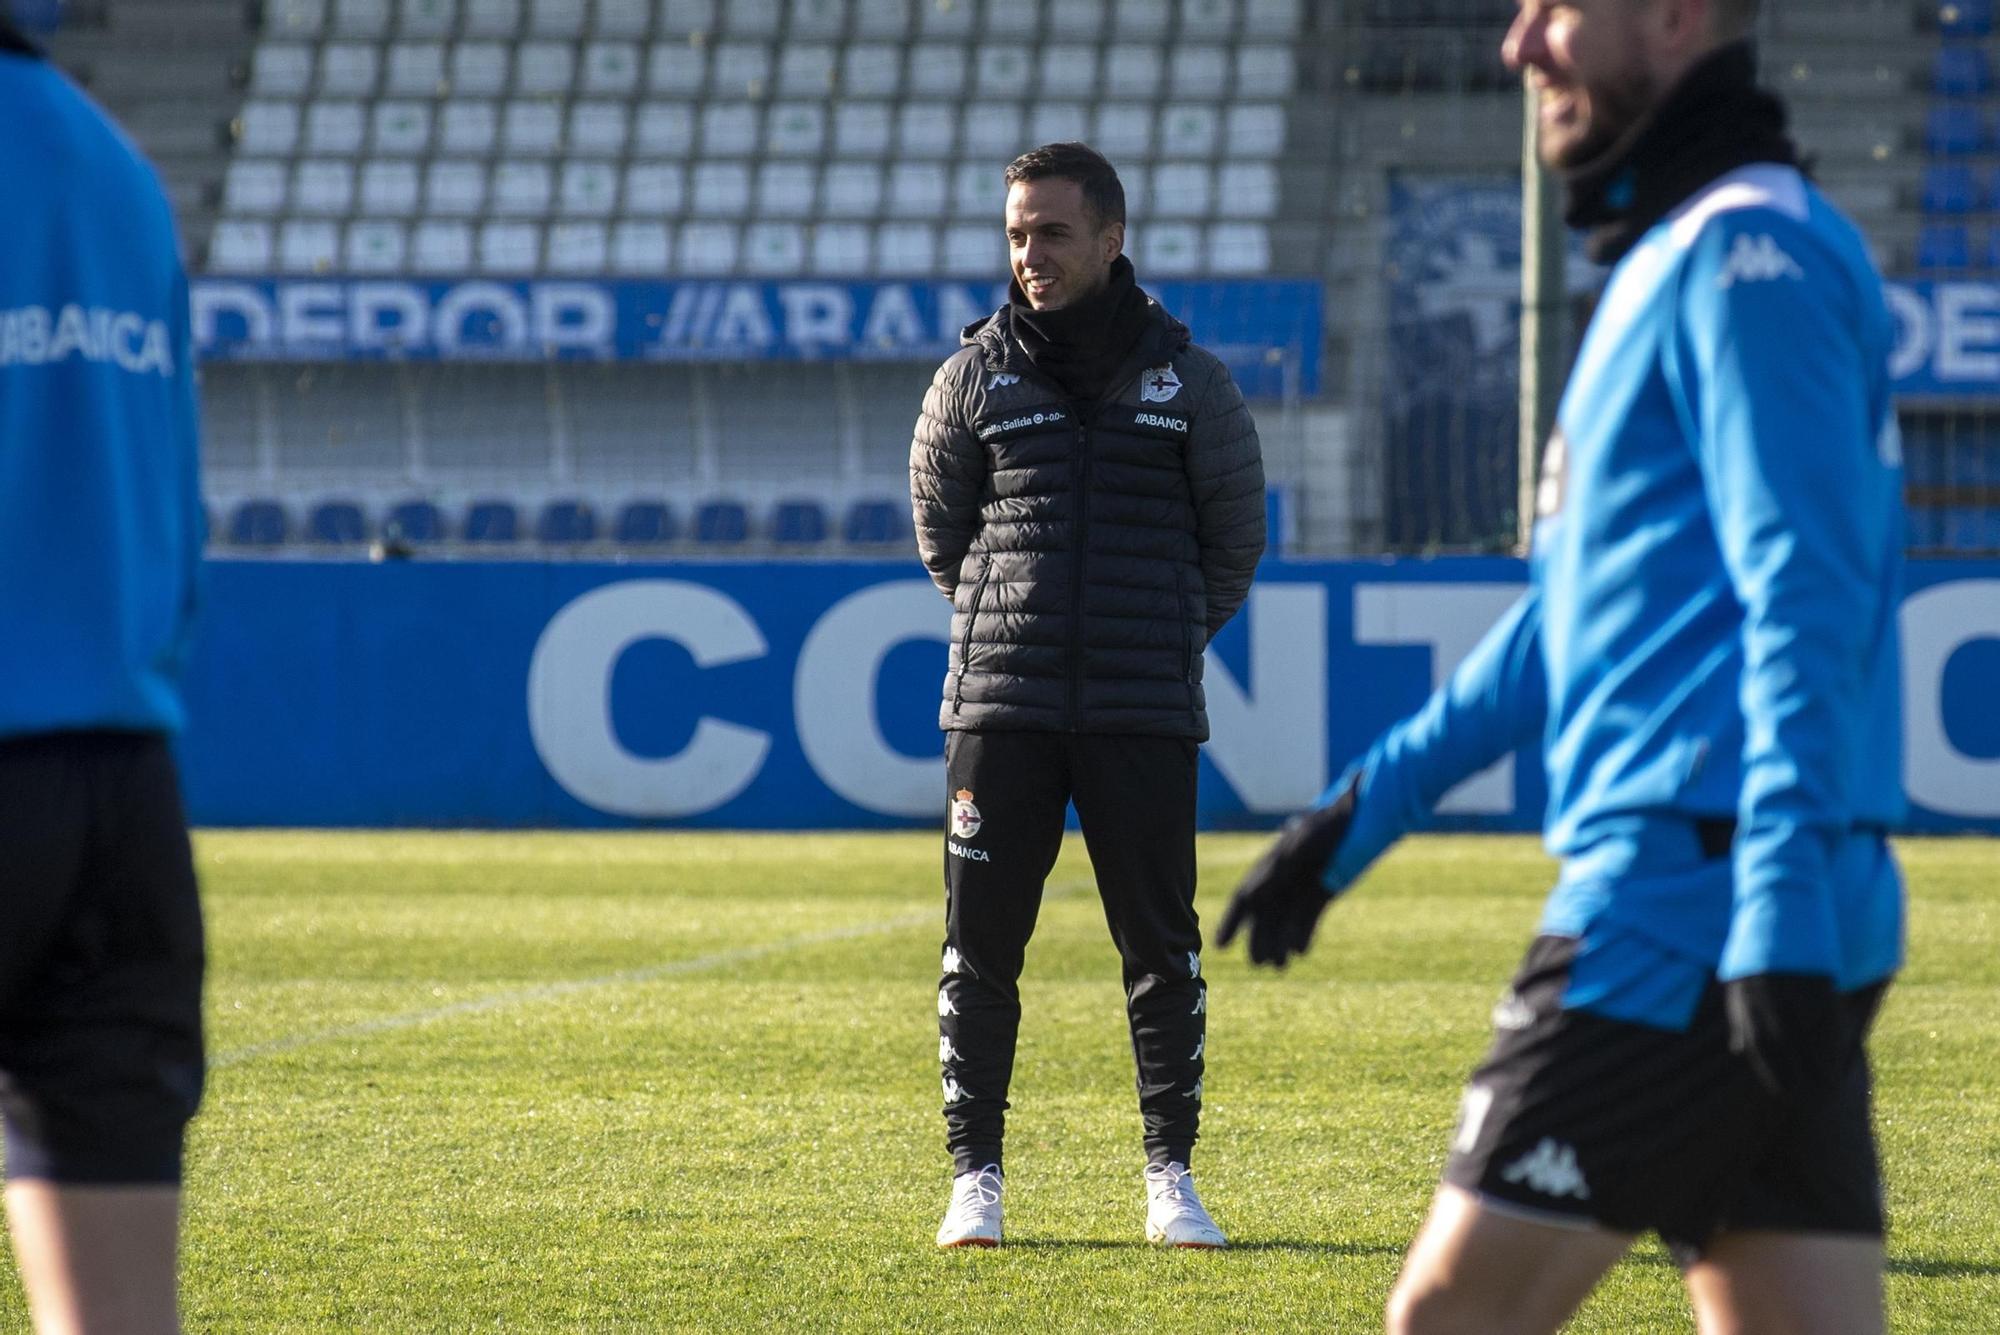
[938,730,1206,1176]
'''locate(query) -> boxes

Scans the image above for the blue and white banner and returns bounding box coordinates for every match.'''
[189,278,1323,398]
[1888,280,2000,399]
[177,557,2000,832]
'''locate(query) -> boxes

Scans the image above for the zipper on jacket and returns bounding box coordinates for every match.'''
[952,558,991,714]
[1067,411,1091,731]
[1176,566,1197,712]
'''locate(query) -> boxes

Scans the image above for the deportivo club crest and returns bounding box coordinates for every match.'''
[951,789,983,839]
[1140,365,1181,403]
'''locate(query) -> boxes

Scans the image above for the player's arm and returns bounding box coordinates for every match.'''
[166,264,204,674]
[1677,213,1888,1099]
[1186,358,1266,635]
[909,358,987,599]
[1219,588,1547,965]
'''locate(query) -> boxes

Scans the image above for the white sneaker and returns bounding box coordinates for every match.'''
[936,1164,1003,1248]
[1144,1162,1227,1248]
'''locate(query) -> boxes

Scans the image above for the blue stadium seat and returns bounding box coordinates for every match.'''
[1924,163,1980,214]
[307,500,368,545]
[464,500,520,544]
[1935,44,1992,95]
[1942,506,2000,550]
[770,499,830,546]
[843,499,907,546]
[537,499,598,545]
[1926,103,1986,155]
[1940,0,1995,36]
[228,499,288,547]
[1907,504,1946,549]
[614,500,677,545]
[384,500,445,546]
[694,500,750,545]
[1919,222,1973,271]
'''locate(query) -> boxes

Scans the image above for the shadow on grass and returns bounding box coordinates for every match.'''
[995,1239,1408,1258]
[1887,1255,2000,1279]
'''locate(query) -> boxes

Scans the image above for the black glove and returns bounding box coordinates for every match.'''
[1215,779,1358,968]
[1723,972,1849,1106]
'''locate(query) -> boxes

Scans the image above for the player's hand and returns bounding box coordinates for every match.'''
[1215,778,1358,968]
[1723,973,1848,1105]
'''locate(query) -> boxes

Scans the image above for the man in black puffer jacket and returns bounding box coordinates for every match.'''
[913,143,1264,1250]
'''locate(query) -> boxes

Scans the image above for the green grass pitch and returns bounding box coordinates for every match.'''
[1,832,1994,1331]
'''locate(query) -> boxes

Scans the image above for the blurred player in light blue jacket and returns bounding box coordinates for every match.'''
[1219,2,1903,1333]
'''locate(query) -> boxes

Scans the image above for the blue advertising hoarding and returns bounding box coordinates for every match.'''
[188,278,1323,399]
[178,557,2000,833]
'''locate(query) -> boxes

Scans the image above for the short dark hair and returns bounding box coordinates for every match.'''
[1003,142,1126,229]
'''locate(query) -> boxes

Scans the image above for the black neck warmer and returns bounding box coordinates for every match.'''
[1562,41,1797,266]
[1008,254,1154,400]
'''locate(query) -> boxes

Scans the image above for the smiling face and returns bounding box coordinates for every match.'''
[1503,0,1714,170]
[1004,177,1123,312]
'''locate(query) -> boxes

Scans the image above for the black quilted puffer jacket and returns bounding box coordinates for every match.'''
[910,296,1266,740]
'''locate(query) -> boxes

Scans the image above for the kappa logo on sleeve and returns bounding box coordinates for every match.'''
[1714,232,1805,290]
[986,372,1021,389]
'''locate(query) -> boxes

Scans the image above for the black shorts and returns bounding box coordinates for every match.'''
[0,732,205,1184]
[1443,935,1885,1262]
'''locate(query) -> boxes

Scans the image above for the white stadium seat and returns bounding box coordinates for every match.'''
[634,102,696,155]
[852,0,909,38]
[292,159,355,215]
[943,222,1002,275]
[594,0,651,37]
[265,0,326,38]
[1104,46,1164,99]
[426,160,488,215]
[560,161,620,214]
[974,45,1031,97]
[450,42,512,96]
[278,219,341,272]
[832,102,892,156]
[765,102,828,156]
[545,221,609,273]
[612,221,673,273]
[1170,45,1228,99]
[1091,104,1153,158]
[623,162,687,214]
[437,101,499,154]
[1178,0,1234,37]
[209,221,275,273]
[1141,221,1200,275]
[568,102,630,156]
[1028,102,1088,146]
[648,43,707,96]
[345,219,408,272]
[1208,222,1271,273]
[809,222,871,274]
[711,42,773,98]
[743,222,806,274]
[699,103,761,156]
[1046,0,1104,38]
[841,44,902,98]
[916,0,972,36]
[332,0,391,37]
[461,0,522,37]
[875,221,936,275]
[789,0,847,39]
[515,42,576,96]
[906,43,967,98]
[1121,163,1150,216]
[1039,45,1097,98]
[1151,162,1212,218]
[981,0,1037,37]
[677,221,739,273]
[504,101,565,153]
[398,0,456,37]
[372,101,433,153]
[689,161,752,216]
[527,0,587,36]
[885,162,947,218]
[1159,105,1219,157]
[658,0,716,38]
[757,162,817,217]
[1215,163,1278,219]
[360,160,422,214]
[384,42,445,96]
[1243,0,1302,37]
[950,162,1004,219]
[820,161,883,218]
[959,103,1024,160]
[305,100,367,153]
[724,0,781,36]
[1225,104,1285,157]
[411,220,475,271]
[582,42,642,95]
[492,161,554,215]
[1235,45,1295,96]
[252,43,314,94]
[896,101,955,158]
[317,43,379,95]
[479,221,542,272]
[238,101,301,154]
[778,44,836,97]
[1114,0,1170,38]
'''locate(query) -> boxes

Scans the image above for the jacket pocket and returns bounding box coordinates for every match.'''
[953,558,993,714]
[1176,566,1197,710]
